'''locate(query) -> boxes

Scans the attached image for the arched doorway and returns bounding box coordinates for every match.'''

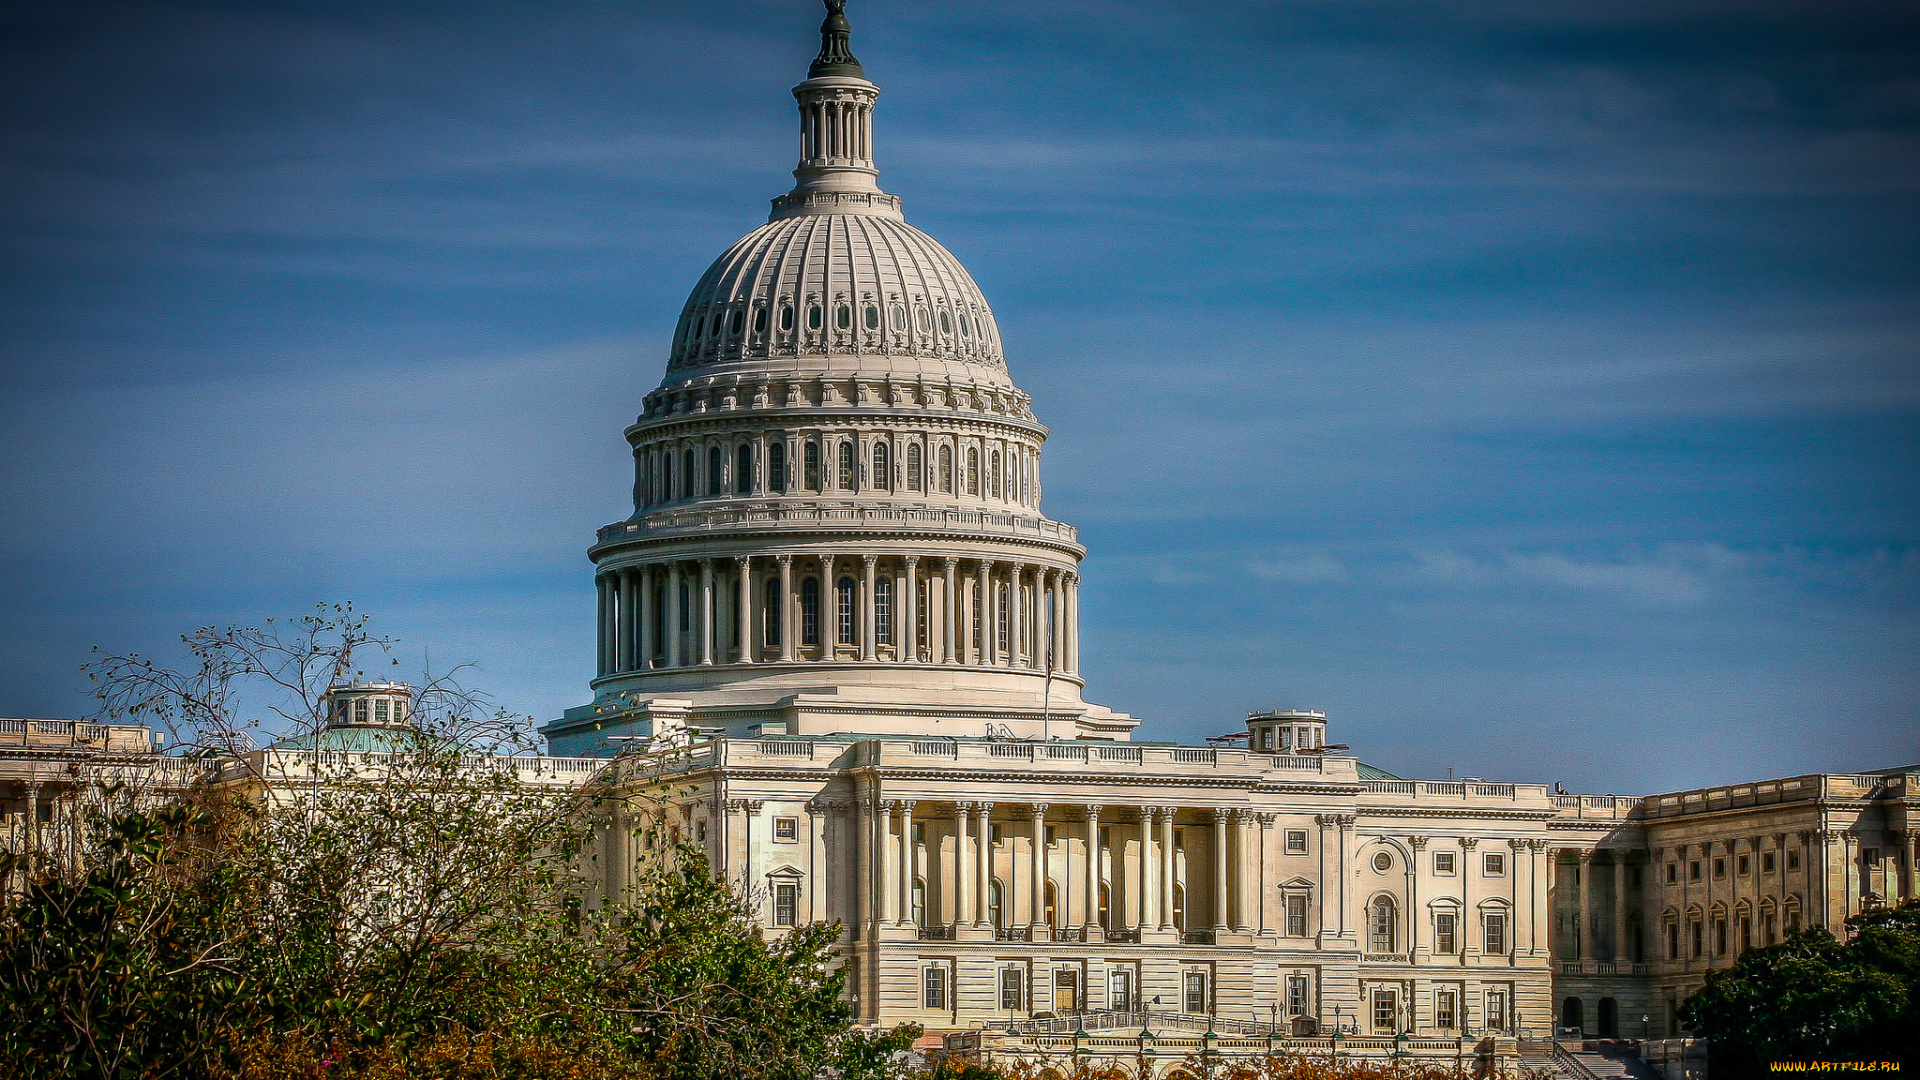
[1598,997,1618,1038]
[1562,996,1584,1033]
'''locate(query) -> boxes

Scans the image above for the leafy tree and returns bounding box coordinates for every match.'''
[1681,901,1919,1070]
[0,806,255,1079]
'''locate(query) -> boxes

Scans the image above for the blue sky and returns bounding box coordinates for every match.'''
[1,0,1915,792]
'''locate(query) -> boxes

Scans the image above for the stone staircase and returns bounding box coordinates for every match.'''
[1521,1041,1663,1080]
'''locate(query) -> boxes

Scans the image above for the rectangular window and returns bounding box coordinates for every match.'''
[1715,918,1727,955]
[1666,863,1677,884]
[1285,829,1308,855]
[1434,851,1456,874]
[1485,913,1507,955]
[774,883,797,927]
[990,824,1002,844]
[773,817,797,842]
[1788,850,1801,871]
[1045,825,1057,847]
[1286,974,1310,1016]
[999,967,1024,1011]
[1435,912,1457,954]
[875,579,892,645]
[353,699,369,723]
[1764,851,1776,873]
[1435,989,1457,1030]
[923,966,948,1011]
[1183,970,1208,1014]
[1689,861,1702,881]
[1691,920,1703,957]
[1737,853,1751,875]
[1486,990,1508,1031]
[1099,826,1110,849]
[1631,865,1643,888]
[1667,922,1679,960]
[1483,852,1506,876]
[1108,970,1132,1012]
[1372,990,1397,1034]
[1286,894,1308,937]
[1713,857,1726,879]
[374,699,388,723]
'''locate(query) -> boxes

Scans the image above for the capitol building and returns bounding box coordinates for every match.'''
[4,3,1911,1073]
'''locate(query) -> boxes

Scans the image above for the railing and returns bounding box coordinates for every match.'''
[1551,1042,1605,1080]
[1362,953,1408,964]
[1039,743,1087,762]
[1181,930,1216,945]
[909,741,958,756]
[1094,745,1142,763]
[1172,749,1216,764]
[989,743,1034,760]
[752,734,814,753]
[1001,1010,1289,1037]
[916,924,956,941]
[1104,928,1140,943]
[995,926,1031,942]
[595,505,1080,547]
[0,719,156,753]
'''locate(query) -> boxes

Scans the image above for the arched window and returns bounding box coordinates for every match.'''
[996,582,1009,655]
[906,443,922,492]
[938,444,953,494]
[988,450,1000,499]
[875,577,892,645]
[1369,896,1398,953]
[988,879,1004,929]
[838,441,856,490]
[1043,880,1058,927]
[912,879,927,926]
[836,577,856,645]
[800,578,820,646]
[764,578,782,649]
[768,441,787,493]
[872,441,890,491]
[804,439,821,491]
[707,445,723,496]
[735,444,753,496]
[966,448,979,495]
[681,449,695,500]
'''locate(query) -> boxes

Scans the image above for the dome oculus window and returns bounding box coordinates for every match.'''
[891,304,906,329]
[1372,851,1393,873]
[938,310,952,335]
[807,305,823,331]
[863,305,879,330]
[753,307,768,333]
[958,313,970,338]
[781,306,795,332]
[729,309,744,334]
[916,307,930,332]
[836,304,851,330]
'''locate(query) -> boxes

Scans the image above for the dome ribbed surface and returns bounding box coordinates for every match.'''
[665,213,1008,385]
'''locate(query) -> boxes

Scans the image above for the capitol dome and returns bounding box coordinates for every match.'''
[548,0,1140,753]
[666,212,1010,387]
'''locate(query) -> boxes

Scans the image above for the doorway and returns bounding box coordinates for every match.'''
[1562,996,1584,1034]
[1598,997,1617,1038]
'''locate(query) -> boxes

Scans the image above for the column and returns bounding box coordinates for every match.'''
[666,563,684,667]
[1531,841,1550,956]
[818,555,835,661]
[776,555,795,662]
[860,554,878,662]
[699,559,716,665]
[1007,563,1024,666]
[638,566,656,668]
[896,800,916,926]
[1234,811,1256,933]
[1138,808,1157,931]
[1047,570,1064,671]
[595,573,611,675]
[1576,850,1593,961]
[1408,836,1428,955]
[953,802,973,926]
[942,557,960,664]
[735,556,753,664]
[1842,832,1859,919]
[903,556,920,663]
[1084,805,1103,931]
[975,802,994,927]
[1254,813,1274,934]
[1335,816,1353,938]
[618,569,637,672]
[1613,851,1631,961]
[1159,808,1178,931]
[976,561,994,665]
[1064,573,1080,674]
[1211,809,1231,933]
[1030,803,1049,931]
[26,783,41,860]
[876,800,897,924]
[1459,837,1479,961]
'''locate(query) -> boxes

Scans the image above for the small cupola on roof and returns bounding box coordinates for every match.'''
[1248,710,1328,754]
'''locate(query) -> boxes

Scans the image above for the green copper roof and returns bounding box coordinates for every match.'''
[1357,761,1405,781]
[808,0,864,78]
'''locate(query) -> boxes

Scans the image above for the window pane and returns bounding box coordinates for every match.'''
[837,577,855,644]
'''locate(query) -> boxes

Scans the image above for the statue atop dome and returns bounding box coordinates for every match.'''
[809,0,865,79]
